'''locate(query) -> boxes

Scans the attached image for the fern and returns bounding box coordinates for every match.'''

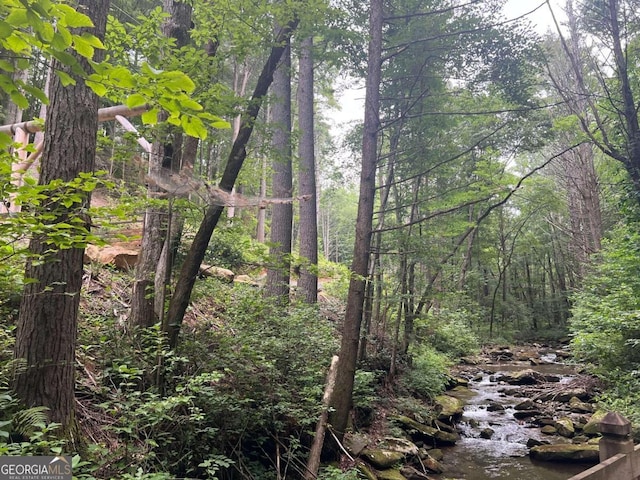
[12,406,50,437]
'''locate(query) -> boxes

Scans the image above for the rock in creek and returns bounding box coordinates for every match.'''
[529,443,599,464]
[361,449,406,469]
[390,415,460,446]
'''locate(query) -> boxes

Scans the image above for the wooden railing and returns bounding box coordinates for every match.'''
[569,412,640,480]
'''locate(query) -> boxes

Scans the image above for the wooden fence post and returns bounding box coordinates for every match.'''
[599,412,634,462]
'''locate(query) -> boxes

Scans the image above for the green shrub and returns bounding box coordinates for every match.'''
[570,223,640,372]
[419,311,480,360]
[400,345,449,399]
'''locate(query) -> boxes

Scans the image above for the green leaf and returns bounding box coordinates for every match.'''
[125,93,147,108]
[56,70,76,86]
[57,4,95,28]
[0,21,12,39]
[10,90,28,109]
[0,59,14,72]
[181,115,208,140]
[23,84,49,105]
[178,97,203,112]
[161,71,195,93]
[141,108,159,125]
[5,34,30,53]
[86,80,107,96]
[79,32,104,48]
[5,9,29,28]
[52,26,73,50]
[73,36,94,58]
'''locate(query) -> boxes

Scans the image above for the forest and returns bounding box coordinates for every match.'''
[1,0,640,478]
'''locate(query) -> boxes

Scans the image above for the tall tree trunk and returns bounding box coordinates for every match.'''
[328,0,382,444]
[297,35,319,303]
[129,0,193,328]
[164,20,299,349]
[13,0,109,440]
[265,38,293,302]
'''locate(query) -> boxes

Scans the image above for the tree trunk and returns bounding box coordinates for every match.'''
[328,0,382,444]
[13,0,109,440]
[297,35,319,303]
[265,37,293,303]
[129,0,193,329]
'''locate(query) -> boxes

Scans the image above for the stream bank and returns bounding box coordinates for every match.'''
[346,345,605,480]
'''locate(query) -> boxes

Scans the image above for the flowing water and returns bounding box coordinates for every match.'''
[440,356,593,479]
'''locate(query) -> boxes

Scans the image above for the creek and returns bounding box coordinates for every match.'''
[440,354,593,479]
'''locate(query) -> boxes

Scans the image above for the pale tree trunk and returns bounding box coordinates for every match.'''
[256,154,267,242]
[13,0,109,441]
[297,36,318,303]
[265,38,293,303]
[227,61,251,219]
[329,0,382,445]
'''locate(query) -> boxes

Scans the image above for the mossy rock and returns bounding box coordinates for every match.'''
[529,443,599,463]
[378,437,419,455]
[361,448,405,469]
[376,469,408,480]
[555,417,575,438]
[356,461,378,480]
[390,415,459,446]
[446,385,476,402]
[434,394,464,420]
[583,410,608,436]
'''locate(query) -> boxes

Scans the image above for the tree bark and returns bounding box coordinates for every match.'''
[13,0,109,440]
[328,0,382,444]
[265,38,293,303]
[297,36,319,303]
[164,20,299,349]
[304,355,339,480]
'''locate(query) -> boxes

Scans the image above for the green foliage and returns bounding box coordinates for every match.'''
[595,370,640,439]
[318,257,351,300]
[570,223,640,372]
[400,345,449,400]
[73,271,339,478]
[203,224,267,271]
[0,0,102,110]
[318,465,364,479]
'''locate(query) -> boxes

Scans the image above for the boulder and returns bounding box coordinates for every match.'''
[361,449,405,469]
[497,369,546,385]
[487,402,506,412]
[344,432,369,456]
[569,396,594,414]
[513,410,541,419]
[583,410,608,436]
[480,428,495,439]
[400,465,432,479]
[529,443,599,463]
[541,425,557,435]
[434,395,464,421]
[514,399,535,410]
[554,417,575,438]
[446,385,475,402]
[391,416,459,446]
[199,264,235,282]
[356,462,378,480]
[376,469,408,480]
[527,438,550,447]
[84,244,138,270]
[378,437,419,456]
